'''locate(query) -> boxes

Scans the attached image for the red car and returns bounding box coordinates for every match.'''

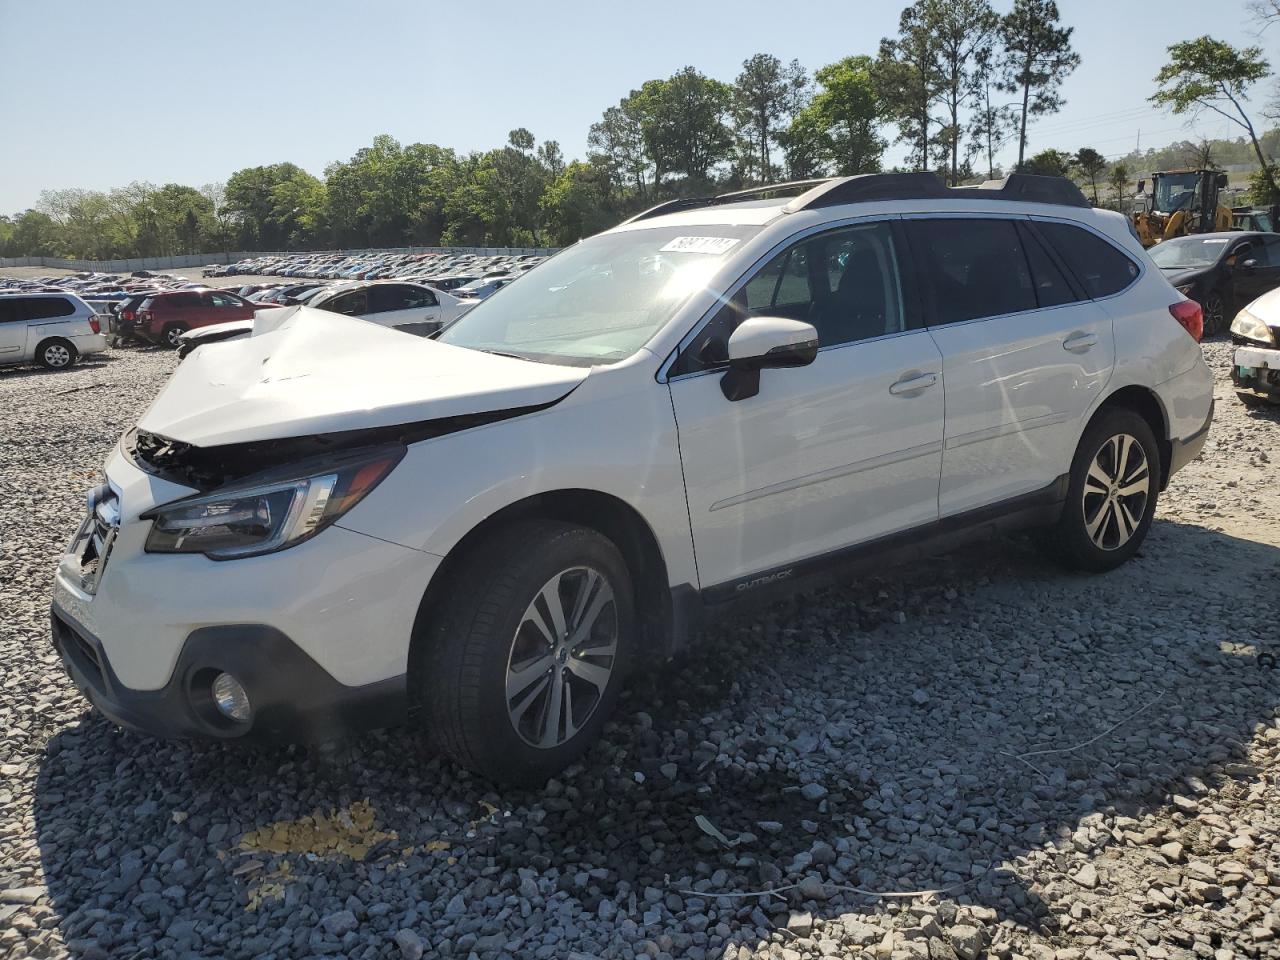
[135,290,260,348]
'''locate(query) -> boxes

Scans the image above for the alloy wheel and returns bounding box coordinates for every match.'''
[43,345,70,368]
[1082,433,1150,551]
[166,327,186,348]
[505,566,618,749]
[1204,293,1225,336]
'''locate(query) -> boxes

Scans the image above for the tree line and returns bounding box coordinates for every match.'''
[4,0,1278,261]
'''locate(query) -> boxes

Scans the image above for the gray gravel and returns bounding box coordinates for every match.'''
[2,338,1279,960]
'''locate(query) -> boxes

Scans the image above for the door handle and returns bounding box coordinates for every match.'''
[1063,332,1097,352]
[889,372,938,395]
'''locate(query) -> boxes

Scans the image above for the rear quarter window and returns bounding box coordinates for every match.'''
[15,297,77,321]
[1037,221,1139,299]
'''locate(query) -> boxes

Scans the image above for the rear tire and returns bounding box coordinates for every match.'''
[36,338,77,370]
[412,520,634,784]
[163,324,189,349]
[1052,408,1161,573]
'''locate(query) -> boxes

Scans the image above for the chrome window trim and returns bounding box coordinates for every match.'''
[657,214,905,383]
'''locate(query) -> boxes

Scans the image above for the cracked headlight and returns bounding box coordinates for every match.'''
[1230,309,1277,346]
[142,446,403,559]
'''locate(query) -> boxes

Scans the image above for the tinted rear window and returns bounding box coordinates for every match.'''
[1037,222,1139,298]
[0,297,76,323]
[159,293,203,309]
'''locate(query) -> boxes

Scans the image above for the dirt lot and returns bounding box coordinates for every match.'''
[0,336,1277,960]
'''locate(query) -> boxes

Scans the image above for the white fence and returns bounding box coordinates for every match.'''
[0,245,560,273]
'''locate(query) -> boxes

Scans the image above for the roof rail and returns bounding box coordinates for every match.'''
[621,172,1088,226]
[620,179,834,225]
[784,172,1088,211]
[619,197,717,225]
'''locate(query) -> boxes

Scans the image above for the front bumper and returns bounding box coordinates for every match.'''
[1232,344,1280,401]
[51,603,406,742]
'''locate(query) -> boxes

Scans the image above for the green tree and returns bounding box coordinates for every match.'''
[636,68,735,191]
[225,162,325,250]
[1022,148,1072,177]
[1151,36,1277,199]
[1073,147,1108,204]
[731,53,809,183]
[998,0,1080,169]
[1108,162,1130,210]
[925,0,1000,185]
[782,56,884,177]
[875,4,943,172]
[587,100,653,202]
[541,161,618,245]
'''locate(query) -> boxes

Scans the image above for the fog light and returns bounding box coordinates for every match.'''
[211,672,251,722]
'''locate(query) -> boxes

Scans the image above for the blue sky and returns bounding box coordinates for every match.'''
[0,0,1274,213]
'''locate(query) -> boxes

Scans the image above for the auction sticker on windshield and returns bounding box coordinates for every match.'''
[659,236,741,255]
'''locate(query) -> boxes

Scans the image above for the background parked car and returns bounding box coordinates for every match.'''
[308,281,471,334]
[0,292,108,369]
[1148,231,1280,335]
[135,290,261,347]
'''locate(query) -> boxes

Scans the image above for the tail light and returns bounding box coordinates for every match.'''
[1169,300,1203,343]
[121,309,135,321]
[89,317,101,334]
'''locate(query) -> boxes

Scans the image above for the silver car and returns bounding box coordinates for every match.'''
[0,292,109,369]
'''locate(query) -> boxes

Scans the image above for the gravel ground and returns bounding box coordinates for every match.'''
[1,338,1278,960]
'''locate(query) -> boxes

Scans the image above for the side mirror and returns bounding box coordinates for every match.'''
[1242,258,1259,272]
[720,316,818,401]
[1136,179,1147,194]
[1217,172,1229,188]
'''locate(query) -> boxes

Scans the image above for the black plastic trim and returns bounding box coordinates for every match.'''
[50,605,406,743]
[698,474,1070,608]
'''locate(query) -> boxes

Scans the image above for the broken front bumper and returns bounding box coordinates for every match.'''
[51,603,407,742]
[1232,345,1280,401]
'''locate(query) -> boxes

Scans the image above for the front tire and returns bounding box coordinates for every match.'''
[413,520,634,784]
[36,338,77,370]
[1052,408,1161,572]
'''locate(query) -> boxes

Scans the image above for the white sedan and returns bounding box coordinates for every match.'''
[1229,285,1280,403]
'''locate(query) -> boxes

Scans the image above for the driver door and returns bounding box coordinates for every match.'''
[667,220,945,592]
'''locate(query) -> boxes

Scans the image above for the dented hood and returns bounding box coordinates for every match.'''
[137,305,587,446]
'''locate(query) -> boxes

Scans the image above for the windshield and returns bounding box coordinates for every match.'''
[1148,236,1231,269]
[437,224,761,365]
[1152,173,1200,215]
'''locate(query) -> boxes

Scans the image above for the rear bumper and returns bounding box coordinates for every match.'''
[1168,399,1212,478]
[71,333,108,355]
[51,603,406,742]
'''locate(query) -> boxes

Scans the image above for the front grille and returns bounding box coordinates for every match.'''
[78,489,120,594]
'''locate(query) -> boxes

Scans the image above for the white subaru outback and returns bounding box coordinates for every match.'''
[51,173,1213,783]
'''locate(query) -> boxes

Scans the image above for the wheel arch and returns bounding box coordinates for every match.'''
[1089,385,1172,488]
[34,335,76,367]
[408,489,677,683]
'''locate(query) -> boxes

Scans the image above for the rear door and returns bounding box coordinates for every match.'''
[907,216,1119,517]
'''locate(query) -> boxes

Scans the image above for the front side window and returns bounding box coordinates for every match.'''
[1038,222,1139,298]
[325,290,369,316]
[907,218,1036,324]
[676,221,905,373]
[437,223,763,366]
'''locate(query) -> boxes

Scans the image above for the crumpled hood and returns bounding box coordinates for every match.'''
[138,305,587,446]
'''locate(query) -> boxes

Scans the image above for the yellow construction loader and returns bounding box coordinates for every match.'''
[1132,169,1233,247]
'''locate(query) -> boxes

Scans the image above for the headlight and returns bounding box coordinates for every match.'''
[1229,309,1277,346]
[1175,284,1195,295]
[142,446,403,559]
